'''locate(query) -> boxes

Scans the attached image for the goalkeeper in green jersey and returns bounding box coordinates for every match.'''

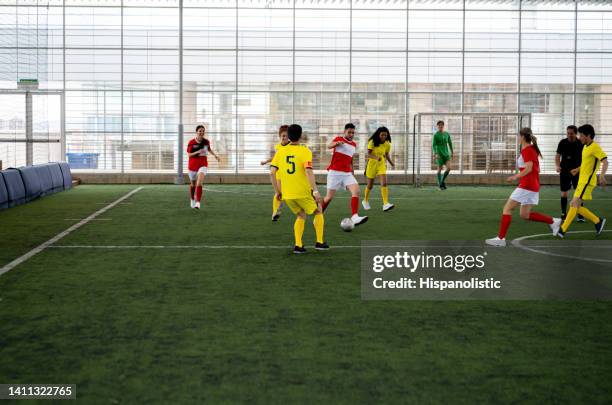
[432,120,454,190]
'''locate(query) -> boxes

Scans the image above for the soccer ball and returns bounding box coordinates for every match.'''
[340,218,355,232]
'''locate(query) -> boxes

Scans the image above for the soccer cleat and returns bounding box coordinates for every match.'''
[557,230,565,239]
[272,213,280,222]
[194,201,200,210]
[293,245,307,254]
[577,216,585,223]
[362,200,371,210]
[351,214,369,226]
[550,217,562,236]
[485,236,506,247]
[190,199,196,208]
[383,203,395,212]
[441,183,447,190]
[315,242,330,251]
[595,218,606,236]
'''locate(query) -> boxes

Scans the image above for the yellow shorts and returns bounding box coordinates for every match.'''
[285,197,318,215]
[574,183,594,201]
[365,159,386,179]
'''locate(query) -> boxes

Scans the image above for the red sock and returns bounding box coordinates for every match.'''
[351,196,359,216]
[195,186,203,202]
[529,212,553,224]
[321,199,330,212]
[498,214,512,239]
[189,185,195,200]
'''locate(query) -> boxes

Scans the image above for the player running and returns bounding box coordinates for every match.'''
[261,125,290,221]
[432,120,453,190]
[555,125,584,221]
[270,124,329,254]
[321,123,368,226]
[486,128,562,247]
[362,126,395,212]
[558,124,608,238]
[187,125,220,209]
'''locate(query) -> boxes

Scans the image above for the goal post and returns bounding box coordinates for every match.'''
[412,112,532,187]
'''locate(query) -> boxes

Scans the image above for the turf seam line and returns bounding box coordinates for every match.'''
[0,187,143,277]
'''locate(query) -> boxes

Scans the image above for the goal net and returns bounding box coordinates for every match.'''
[412,112,532,187]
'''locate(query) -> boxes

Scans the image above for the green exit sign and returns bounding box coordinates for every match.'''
[17,79,39,89]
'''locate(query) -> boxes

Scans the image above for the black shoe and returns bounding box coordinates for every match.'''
[441,183,447,190]
[315,242,330,251]
[577,216,585,223]
[293,245,307,254]
[595,218,606,237]
[272,213,280,222]
[557,229,565,239]
[561,213,567,221]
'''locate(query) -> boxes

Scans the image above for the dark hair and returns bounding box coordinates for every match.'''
[567,125,578,134]
[520,127,541,157]
[195,125,205,132]
[344,123,355,130]
[278,125,289,136]
[436,120,444,126]
[369,126,391,147]
[578,124,595,139]
[288,124,302,142]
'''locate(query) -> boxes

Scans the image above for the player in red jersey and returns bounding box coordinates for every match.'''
[187,125,220,209]
[321,123,368,226]
[486,128,561,246]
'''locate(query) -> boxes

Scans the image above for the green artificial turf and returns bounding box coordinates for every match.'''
[0,184,611,404]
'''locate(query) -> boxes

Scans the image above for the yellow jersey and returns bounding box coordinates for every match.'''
[579,141,607,186]
[367,139,391,160]
[271,143,314,199]
[274,142,288,151]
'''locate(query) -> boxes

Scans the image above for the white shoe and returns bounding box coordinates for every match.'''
[362,200,371,210]
[194,201,200,210]
[550,217,562,236]
[485,236,506,247]
[351,214,369,226]
[383,203,395,212]
[190,199,196,208]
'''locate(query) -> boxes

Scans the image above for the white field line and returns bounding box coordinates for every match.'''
[0,187,143,277]
[202,188,612,201]
[64,218,112,221]
[512,230,612,263]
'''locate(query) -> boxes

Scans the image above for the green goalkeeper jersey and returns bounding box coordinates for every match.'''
[432,131,453,157]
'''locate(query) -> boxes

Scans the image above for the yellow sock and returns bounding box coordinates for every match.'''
[272,195,281,215]
[381,186,389,205]
[364,187,371,202]
[313,213,325,244]
[578,206,600,224]
[294,217,305,247]
[561,206,578,232]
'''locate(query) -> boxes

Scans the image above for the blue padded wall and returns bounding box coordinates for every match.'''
[34,165,54,196]
[46,163,64,193]
[0,172,8,210]
[58,162,72,190]
[18,166,42,202]
[2,169,26,207]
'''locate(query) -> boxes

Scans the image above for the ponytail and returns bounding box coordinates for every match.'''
[520,127,542,157]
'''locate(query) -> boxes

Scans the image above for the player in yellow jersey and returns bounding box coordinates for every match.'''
[270,124,329,254]
[558,124,608,238]
[362,126,395,212]
[261,125,290,221]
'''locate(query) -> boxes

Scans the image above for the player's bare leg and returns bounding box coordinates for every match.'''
[362,178,374,210]
[380,174,394,212]
[347,183,368,225]
[321,188,336,212]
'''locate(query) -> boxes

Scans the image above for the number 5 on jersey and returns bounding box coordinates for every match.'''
[286,155,296,174]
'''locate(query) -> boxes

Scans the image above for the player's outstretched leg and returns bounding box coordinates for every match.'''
[519,206,561,236]
[486,198,519,247]
[321,188,335,213]
[578,206,606,236]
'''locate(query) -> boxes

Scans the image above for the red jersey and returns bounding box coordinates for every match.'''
[327,136,357,172]
[517,145,540,192]
[187,137,211,171]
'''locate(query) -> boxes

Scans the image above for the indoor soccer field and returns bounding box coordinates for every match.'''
[1,184,611,403]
